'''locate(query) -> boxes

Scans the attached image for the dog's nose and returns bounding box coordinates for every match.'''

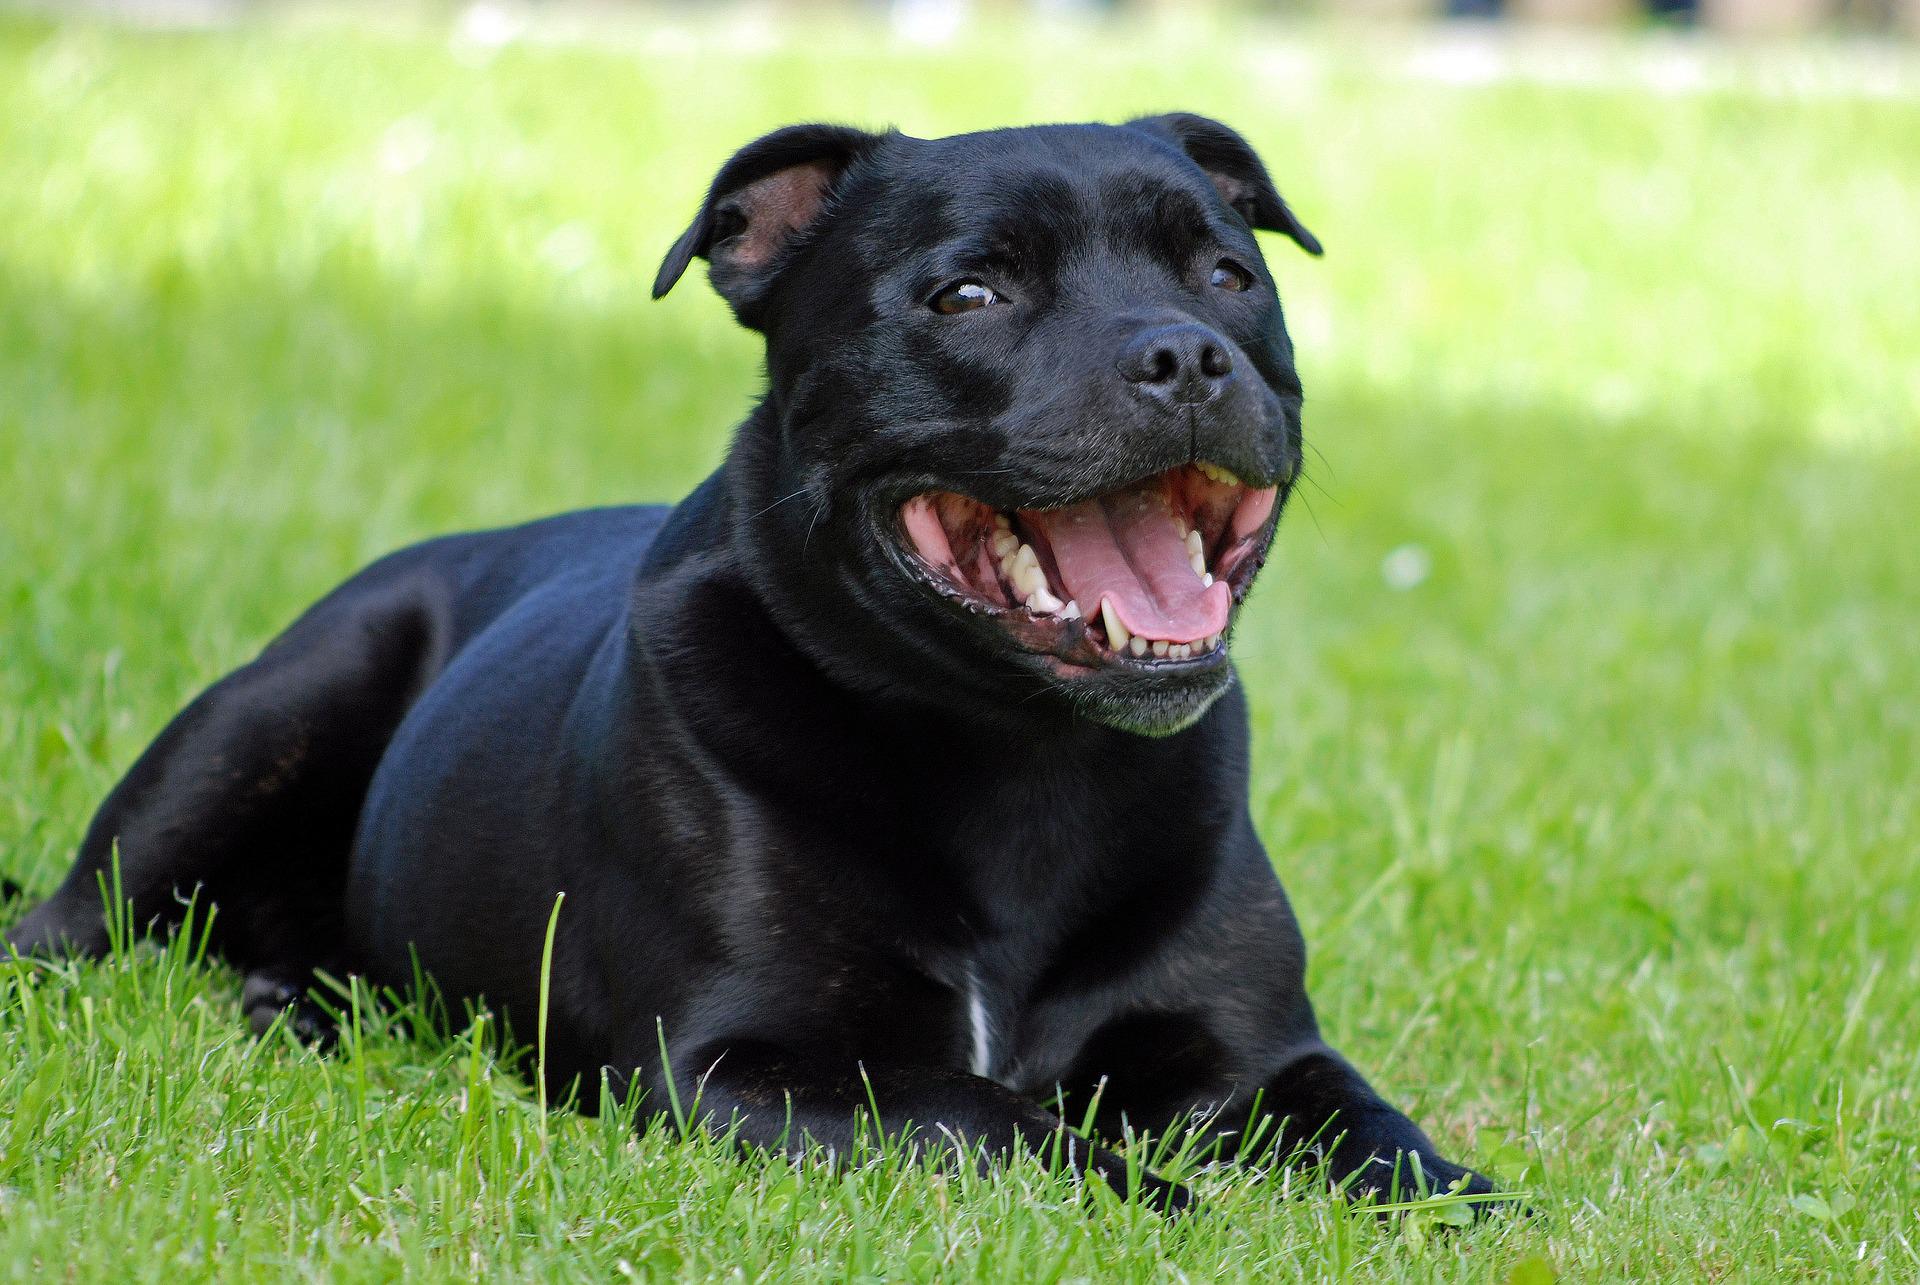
[1117,323,1236,405]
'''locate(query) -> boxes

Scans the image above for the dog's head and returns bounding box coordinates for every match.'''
[656,116,1318,736]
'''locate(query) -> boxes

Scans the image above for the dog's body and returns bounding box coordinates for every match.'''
[10,116,1494,1209]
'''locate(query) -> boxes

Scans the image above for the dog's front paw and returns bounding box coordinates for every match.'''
[1341,1151,1521,1220]
[241,971,338,1049]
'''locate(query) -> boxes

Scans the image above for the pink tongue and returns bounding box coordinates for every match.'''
[1021,485,1230,644]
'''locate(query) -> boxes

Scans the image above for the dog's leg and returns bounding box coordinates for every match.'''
[1211,1044,1498,1205]
[240,965,340,1046]
[5,570,449,1032]
[654,1040,1193,1212]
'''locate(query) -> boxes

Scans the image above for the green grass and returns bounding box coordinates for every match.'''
[3,9,1918,1280]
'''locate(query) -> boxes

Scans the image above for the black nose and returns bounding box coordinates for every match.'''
[1117,323,1236,405]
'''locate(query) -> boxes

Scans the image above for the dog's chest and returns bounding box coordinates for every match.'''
[932,944,1114,1094]
[917,814,1137,1088]
[922,951,1031,1087]
[961,962,996,1080]
[887,742,1220,1089]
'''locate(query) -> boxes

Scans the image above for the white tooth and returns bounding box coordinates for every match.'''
[991,530,1019,558]
[1202,573,1214,588]
[1189,553,1207,577]
[1172,643,1191,660]
[1028,586,1063,613]
[1186,530,1204,560]
[993,512,1011,530]
[1101,600,1129,651]
[1152,640,1169,658]
[1129,636,1148,657]
[1018,564,1049,600]
[1011,543,1039,578]
[1062,599,1082,619]
[1208,633,1222,650]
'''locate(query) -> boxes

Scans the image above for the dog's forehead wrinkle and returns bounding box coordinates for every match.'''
[919,177,1083,282]
[881,141,1185,259]
[1103,172,1216,229]
[865,181,956,251]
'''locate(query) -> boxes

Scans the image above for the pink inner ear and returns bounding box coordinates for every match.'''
[724,160,838,271]
[1205,171,1254,215]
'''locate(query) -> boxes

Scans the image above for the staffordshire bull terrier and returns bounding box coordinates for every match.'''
[9,114,1497,1212]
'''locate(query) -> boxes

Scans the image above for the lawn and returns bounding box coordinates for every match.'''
[2,8,1918,1280]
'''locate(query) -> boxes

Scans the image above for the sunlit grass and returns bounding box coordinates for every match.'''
[2,10,1917,1280]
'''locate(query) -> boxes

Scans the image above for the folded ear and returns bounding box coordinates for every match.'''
[653,123,887,327]
[1126,113,1322,257]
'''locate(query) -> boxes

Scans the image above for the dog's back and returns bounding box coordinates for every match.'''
[4,502,673,1015]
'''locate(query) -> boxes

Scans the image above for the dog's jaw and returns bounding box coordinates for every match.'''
[891,461,1279,672]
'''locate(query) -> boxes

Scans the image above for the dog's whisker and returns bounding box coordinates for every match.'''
[1303,437,1338,484]
[750,487,815,520]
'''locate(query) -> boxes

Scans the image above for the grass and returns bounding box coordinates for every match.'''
[2,7,1918,1280]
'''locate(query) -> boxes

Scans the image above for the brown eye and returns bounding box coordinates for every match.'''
[931,280,998,314]
[1210,260,1253,292]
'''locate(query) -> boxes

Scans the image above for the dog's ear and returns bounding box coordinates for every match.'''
[653,123,886,325]
[1127,113,1322,257]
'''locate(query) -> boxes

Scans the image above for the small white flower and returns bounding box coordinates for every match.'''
[1381,543,1432,591]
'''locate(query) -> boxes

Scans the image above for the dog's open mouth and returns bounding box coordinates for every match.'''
[897,462,1278,668]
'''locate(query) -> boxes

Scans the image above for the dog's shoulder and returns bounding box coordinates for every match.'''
[337,503,672,600]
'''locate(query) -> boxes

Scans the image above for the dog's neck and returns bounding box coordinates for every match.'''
[619,431,1249,958]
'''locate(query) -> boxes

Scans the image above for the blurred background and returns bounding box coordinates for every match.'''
[28,0,1920,42]
[1,0,1917,1274]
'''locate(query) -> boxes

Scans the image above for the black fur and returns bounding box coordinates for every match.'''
[8,117,1497,1213]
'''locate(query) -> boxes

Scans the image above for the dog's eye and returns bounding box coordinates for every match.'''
[1209,260,1253,293]
[930,280,999,315]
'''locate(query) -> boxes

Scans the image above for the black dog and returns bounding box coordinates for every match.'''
[9,115,1496,1212]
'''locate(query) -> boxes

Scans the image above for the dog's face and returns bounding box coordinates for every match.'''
[657,117,1319,736]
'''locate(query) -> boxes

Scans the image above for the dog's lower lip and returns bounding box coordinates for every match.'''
[888,462,1275,670]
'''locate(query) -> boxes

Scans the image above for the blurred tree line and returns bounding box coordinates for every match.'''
[864,0,1917,37]
[46,0,1920,43]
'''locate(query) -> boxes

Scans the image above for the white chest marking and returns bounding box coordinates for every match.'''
[966,967,992,1078]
